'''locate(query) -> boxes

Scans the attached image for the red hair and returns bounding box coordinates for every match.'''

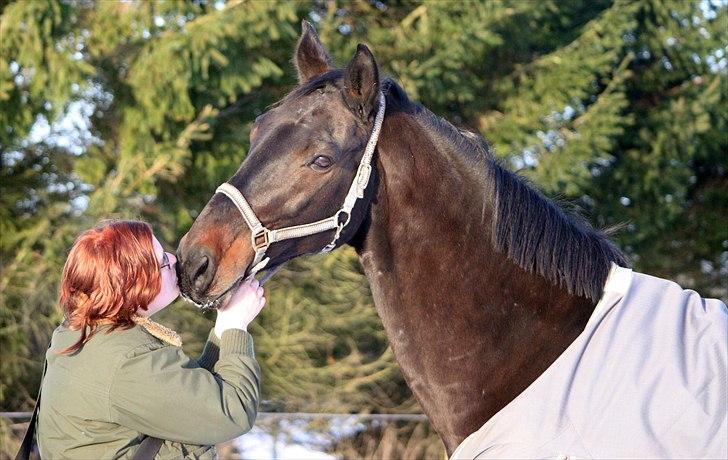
[59,220,161,354]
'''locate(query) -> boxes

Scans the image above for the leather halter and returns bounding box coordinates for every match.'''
[215,92,386,279]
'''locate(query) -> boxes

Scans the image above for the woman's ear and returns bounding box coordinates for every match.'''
[343,44,380,120]
[293,20,333,84]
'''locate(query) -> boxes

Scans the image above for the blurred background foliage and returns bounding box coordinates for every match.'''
[1,0,726,457]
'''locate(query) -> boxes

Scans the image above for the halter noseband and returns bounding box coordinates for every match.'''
[215,92,386,279]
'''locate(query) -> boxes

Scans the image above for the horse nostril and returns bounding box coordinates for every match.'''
[189,252,215,294]
[194,256,209,280]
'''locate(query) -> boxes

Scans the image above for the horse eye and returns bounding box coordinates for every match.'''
[311,155,333,170]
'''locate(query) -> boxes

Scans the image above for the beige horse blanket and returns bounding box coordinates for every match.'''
[452,264,727,459]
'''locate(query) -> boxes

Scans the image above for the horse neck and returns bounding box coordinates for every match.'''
[353,109,596,453]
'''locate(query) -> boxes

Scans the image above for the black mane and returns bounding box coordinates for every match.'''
[489,163,629,302]
[385,79,629,302]
[277,69,345,106]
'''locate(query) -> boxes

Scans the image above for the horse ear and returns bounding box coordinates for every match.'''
[343,44,380,120]
[294,20,333,84]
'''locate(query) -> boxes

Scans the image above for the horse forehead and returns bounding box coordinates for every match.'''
[280,95,355,140]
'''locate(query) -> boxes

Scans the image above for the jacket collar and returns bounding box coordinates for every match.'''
[131,314,182,347]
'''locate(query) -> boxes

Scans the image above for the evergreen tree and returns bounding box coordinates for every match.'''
[2,1,725,457]
[1,0,402,422]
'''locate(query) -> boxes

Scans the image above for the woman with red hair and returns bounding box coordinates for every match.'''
[34,220,265,459]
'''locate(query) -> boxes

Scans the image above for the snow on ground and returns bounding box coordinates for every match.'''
[234,415,369,459]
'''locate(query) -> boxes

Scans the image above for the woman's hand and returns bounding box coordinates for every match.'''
[214,279,266,337]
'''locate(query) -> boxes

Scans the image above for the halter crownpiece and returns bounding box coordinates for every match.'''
[215,91,386,280]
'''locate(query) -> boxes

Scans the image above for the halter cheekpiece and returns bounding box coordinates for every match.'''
[215,92,386,279]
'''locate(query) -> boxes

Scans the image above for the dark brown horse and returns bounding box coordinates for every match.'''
[177,22,627,454]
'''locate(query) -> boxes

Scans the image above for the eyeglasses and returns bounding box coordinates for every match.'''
[160,252,171,271]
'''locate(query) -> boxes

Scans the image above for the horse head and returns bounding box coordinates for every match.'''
[177,21,382,308]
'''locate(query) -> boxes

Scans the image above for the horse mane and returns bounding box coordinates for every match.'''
[488,164,629,302]
[287,75,629,302]
[276,69,345,107]
[381,79,629,302]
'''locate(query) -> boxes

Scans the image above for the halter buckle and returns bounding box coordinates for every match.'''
[357,164,372,198]
[251,227,269,251]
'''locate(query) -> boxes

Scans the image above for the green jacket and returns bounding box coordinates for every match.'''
[37,320,261,459]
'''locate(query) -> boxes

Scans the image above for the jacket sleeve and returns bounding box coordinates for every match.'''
[196,328,221,372]
[108,329,260,445]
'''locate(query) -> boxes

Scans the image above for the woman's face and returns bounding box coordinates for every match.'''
[142,235,180,316]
